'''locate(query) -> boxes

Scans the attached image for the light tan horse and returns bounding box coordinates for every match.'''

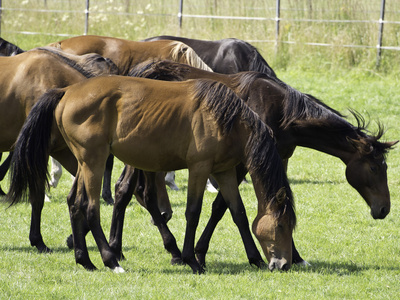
[48,35,212,75]
[7,76,296,273]
[0,47,118,252]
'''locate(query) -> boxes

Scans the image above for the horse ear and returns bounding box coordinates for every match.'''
[385,140,399,149]
[275,187,287,204]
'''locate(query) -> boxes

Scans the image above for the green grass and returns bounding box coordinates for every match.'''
[0,70,399,299]
[1,1,400,299]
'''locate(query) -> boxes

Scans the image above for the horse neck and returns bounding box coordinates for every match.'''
[286,115,361,164]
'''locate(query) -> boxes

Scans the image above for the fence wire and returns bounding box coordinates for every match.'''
[0,0,398,66]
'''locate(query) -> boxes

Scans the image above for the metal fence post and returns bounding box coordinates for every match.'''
[275,0,281,54]
[376,0,386,67]
[0,0,2,36]
[84,0,90,35]
[178,0,183,28]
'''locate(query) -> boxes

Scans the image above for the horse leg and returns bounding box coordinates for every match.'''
[67,173,97,271]
[0,152,12,195]
[212,168,266,269]
[101,154,114,205]
[182,166,209,274]
[195,164,251,267]
[143,171,182,265]
[49,158,62,188]
[29,188,52,253]
[165,171,179,191]
[79,158,123,272]
[109,165,138,260]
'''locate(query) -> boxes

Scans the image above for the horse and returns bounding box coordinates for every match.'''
[143,35,276,77]
[142,35,277,190]
[48,35,212,75]
[0,38,27,195]
[46,34,213,202]
[112,60,397,268]
[6,75,296,273]
[0,47,118,253]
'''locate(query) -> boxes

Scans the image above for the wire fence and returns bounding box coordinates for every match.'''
[0,0,399,66]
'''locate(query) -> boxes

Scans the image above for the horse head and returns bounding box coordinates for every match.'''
[344,115,398,219]
[251,186,295,271]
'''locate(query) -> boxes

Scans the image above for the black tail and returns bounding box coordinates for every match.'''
[6,89,65,205]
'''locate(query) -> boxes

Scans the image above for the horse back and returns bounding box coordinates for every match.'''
[56,76,240,172]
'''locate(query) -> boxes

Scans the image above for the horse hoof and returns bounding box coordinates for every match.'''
[171,257,184,265]
[113,266,125,273]
[195,253,206,268]
[66,234,74,250]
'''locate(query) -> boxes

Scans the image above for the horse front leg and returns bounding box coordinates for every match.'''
[212,168,266,269]
[182,167,209,274]
[195,164,256,267]
[109,165,137,260]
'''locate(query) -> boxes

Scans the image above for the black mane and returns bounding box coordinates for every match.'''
[192,79,296,226]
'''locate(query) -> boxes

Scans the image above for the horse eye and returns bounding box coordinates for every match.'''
[370,166,377,173]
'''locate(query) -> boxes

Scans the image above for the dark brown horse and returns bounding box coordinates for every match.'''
[114,60,397,267]
[7,76,296,273]
[143,35,277,77]
[0,47,118,252]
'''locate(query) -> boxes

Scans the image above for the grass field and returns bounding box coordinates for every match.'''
[0,1,400,299]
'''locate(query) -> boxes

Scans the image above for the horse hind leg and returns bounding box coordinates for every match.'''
[79,160,123,272]
[67,172,97,271]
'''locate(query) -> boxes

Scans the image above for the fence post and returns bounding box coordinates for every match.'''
[0,0,2,36]
[84,0,90,35]
[376,0,386,67]
[275,0,281,54]
[178,0,183,28]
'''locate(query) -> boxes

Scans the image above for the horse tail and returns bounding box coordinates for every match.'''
[168,41,213,72]
[6,89,65,206]
[0,37,25,56]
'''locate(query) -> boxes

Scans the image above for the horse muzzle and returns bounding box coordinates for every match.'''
[268,257,291,271]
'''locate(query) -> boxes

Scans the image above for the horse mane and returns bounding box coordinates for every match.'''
[128,60,191,81]
[33,47,109,79]
[244,41,277,78]
[192,79,296,226]
[0,38,25,56]
[167,41,213,72]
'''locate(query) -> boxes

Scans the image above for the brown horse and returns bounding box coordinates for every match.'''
[7,76,296,273]
[0,47,118,252]
[48,35,212,75]
[47,34,212,203]
[114,60,397,267]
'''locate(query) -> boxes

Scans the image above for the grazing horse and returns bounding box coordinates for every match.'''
[143,35,277,77]
[0,47,118,252]
[7,76,296,273]
[48,35,212,75]
[115,60,397,267]
[47,34,213,203]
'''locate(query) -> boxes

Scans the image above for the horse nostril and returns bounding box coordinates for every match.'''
[380,207,389,218]
[281,263,290,271]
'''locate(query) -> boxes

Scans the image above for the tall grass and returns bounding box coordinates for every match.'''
[1,0,400,73]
